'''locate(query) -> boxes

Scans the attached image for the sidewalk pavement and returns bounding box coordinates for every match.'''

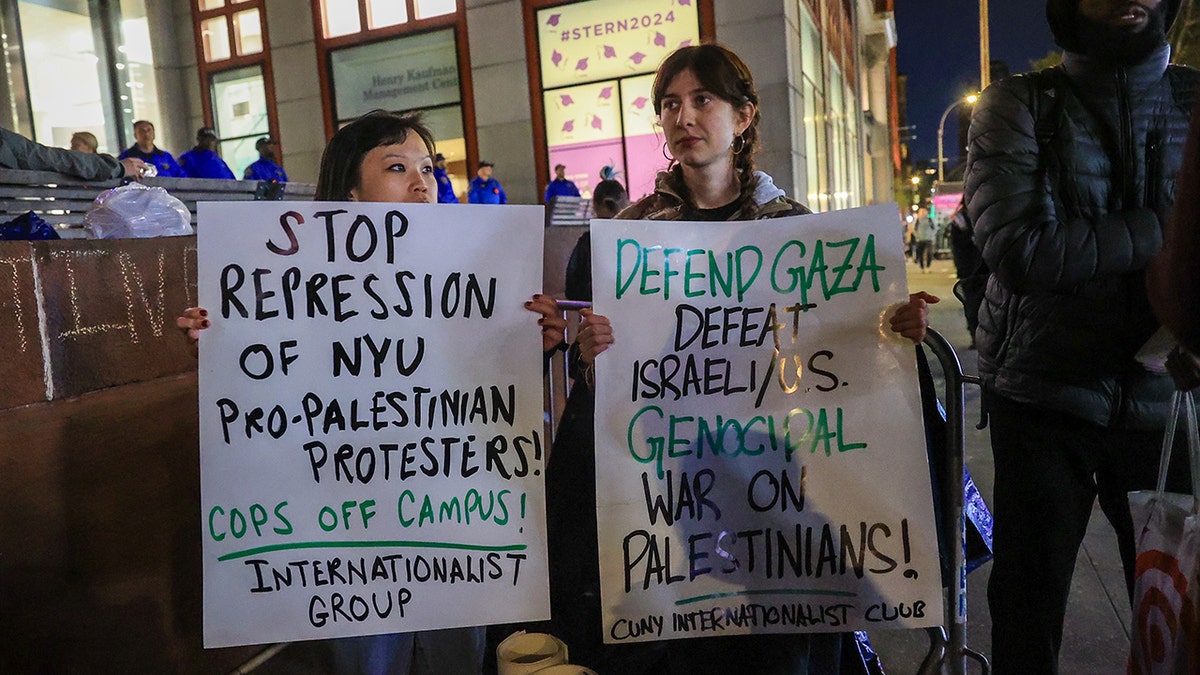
[868,257,1130,674]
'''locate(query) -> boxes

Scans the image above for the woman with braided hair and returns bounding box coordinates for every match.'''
[547,43,937,674]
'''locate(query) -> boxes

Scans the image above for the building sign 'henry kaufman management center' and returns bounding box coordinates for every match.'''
[332,29,461,121]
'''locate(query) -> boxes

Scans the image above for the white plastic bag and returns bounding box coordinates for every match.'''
[83,182,193,239]
[1128,390,1200,674]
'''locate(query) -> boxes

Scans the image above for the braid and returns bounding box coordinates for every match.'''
[734,153,756,217]
[733,104,761,217]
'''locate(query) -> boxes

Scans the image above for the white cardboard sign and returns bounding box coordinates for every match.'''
[590,204,943,643]
[198,202,549,647]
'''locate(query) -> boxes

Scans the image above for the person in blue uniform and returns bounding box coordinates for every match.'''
[466,160,506,204]
[543,163,580,203]
[242,136,287,182]
[178,127,235,180]
[433,152,458,203]
[118,120,185,177]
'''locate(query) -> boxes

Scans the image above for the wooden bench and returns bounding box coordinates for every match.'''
[0,168,315,238]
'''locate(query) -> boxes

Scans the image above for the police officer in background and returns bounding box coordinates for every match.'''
[467,160,506,204]
[178,127,236,180]
[119,120,185,177]
[243,136,288,183]
[433,153,458,203]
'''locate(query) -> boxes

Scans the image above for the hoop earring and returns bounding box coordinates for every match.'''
[662,141,674,163]
[731,134,746,154]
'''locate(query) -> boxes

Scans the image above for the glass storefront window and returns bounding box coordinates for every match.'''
[367,0,407,29]
[232,8,262,55]
[829,62,847,211]
[17,0,110,151]
[202,15,231,62]
[322,0,361,38]
[620,74,662,200]
[10,0,162,152]
[211,65,269,176]
[119,0,162,143]
[416,0,457,20]
[799,3,828,211]
[545,80,624,199]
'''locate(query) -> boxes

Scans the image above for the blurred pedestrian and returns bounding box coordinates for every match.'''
[119,120,185,177]
[467,160,506,204]
[543,163,580,203]
[965,0,1197,671]
[912,206,937,271]
[433,152,458,203]
[242,136,287,182]
[70,131,98,154]
[178,126,236,180]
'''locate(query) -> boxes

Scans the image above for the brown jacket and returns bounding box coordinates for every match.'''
[617,169,810,221]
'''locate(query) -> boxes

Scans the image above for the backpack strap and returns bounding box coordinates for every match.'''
[1028,66,1066,149]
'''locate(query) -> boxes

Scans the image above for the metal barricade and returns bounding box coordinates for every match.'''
[919,328,990,675]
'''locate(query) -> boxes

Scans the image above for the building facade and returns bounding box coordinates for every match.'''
[0,0,897,209]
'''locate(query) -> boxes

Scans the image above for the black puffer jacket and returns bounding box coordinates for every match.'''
[965,43,1198,428]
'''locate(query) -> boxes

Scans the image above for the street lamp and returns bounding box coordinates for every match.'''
[937,94,978,183]
[980,0,991,90]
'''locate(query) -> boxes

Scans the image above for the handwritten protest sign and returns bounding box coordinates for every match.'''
[198,202,549,648]
[591,204,943,643]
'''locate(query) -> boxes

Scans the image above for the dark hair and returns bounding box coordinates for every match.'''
[591,178,629,219]
[652,44,761,215]
[132,120,153,130]
[316,110,436,201]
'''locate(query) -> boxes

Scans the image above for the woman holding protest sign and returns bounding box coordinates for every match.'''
[177,110,564,675]
[544,44,937,674]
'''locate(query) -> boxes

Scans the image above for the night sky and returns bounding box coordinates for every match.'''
[895,0,1058,164]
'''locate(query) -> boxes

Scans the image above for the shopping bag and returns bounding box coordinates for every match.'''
[1128,390,1200,675]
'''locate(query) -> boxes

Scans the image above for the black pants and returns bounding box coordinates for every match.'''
[915,240,934,269]
[986,395,1192,675]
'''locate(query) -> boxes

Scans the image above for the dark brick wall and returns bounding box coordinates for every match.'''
[0,237,198,409]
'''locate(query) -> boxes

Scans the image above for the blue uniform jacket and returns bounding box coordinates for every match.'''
[178,148,236,180]
[544,178,580,203]
[434,167,458,203]
[467,176,506,204]
[119,146,185,177]
[243,158,288,182]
